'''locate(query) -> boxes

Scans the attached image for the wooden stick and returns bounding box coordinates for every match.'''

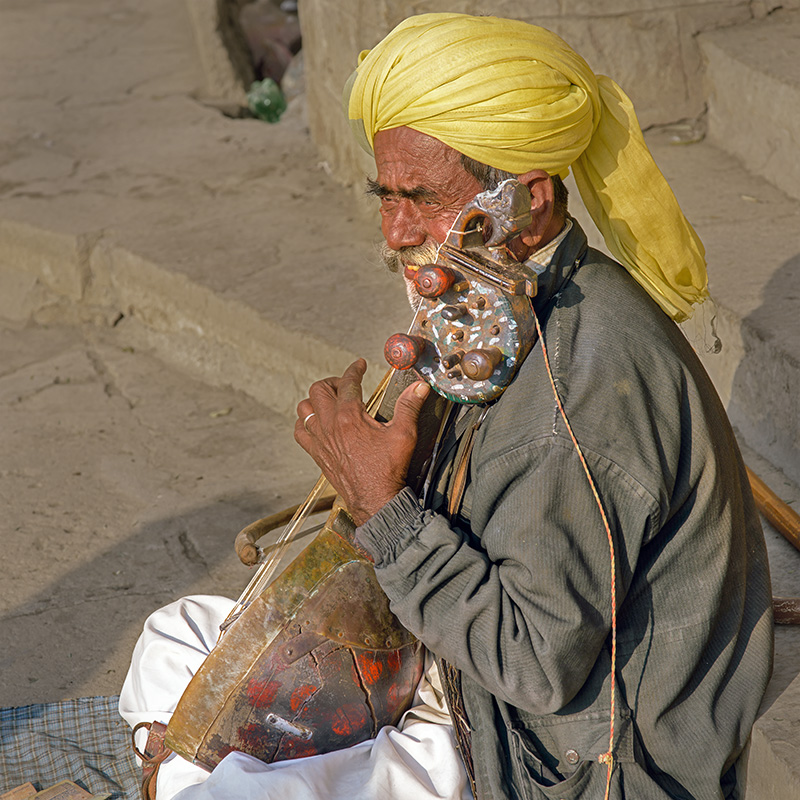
[746,466,800,553]
[773,597,800,625]
[234,493,337,566]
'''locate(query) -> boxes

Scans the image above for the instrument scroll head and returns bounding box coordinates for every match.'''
[384,180,538,404]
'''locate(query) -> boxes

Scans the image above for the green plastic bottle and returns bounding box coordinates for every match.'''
[246,78,287,123]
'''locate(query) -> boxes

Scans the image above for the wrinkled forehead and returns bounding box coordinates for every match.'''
[373,127,471,191]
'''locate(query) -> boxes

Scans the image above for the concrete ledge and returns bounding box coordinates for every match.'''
[183,0,252,103]
[747,679,800,800]
[0,224,397,416]
[700,9,800,203]
[103,242,379,417]
[0,219,94,303]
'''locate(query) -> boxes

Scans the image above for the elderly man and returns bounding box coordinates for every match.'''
[120,13,773,800]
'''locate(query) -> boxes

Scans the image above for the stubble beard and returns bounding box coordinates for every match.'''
[379,240,440,311]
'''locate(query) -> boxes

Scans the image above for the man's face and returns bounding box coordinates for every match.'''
[370,127,484,306]
[372,127,484,249]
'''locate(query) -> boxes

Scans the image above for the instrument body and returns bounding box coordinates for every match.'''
[166,505,424,769]
[165,372,446,770]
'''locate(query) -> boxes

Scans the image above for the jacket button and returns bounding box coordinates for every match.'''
[564,749,580,765]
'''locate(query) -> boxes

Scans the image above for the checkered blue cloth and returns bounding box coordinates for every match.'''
[0,695,139,799]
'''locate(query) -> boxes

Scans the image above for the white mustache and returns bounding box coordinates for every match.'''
[379,241,441,310]
[378,240,440,274]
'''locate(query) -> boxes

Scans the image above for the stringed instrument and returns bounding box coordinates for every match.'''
[163,180,544,769]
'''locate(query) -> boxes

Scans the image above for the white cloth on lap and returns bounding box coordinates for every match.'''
[119,595,471,800]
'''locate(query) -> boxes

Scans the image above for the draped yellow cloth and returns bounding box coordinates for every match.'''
[344,13,708,322]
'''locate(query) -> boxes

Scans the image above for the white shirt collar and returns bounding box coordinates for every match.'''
[524,218,573,274]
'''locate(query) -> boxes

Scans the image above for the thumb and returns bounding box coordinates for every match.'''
[391,380,431,429]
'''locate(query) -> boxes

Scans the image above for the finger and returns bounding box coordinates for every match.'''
[307,374,348,422]
[296,398,314,420]
[390,380,431,429]
[294,415,309,445]
[295,396,318,441]
[316,376,342,392]
[337,359,368,404]
[308,376,341,407]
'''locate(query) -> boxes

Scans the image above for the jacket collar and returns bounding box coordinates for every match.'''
[525,216,589,314]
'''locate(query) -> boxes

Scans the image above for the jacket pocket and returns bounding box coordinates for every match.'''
[506,704,635,800]
[507,725,561,799]
[532,761,612,800]
[509,726,618,800]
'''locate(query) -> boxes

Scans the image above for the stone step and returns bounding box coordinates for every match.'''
[698,8,800,203]
[735,440,800,800]
[0,0,409,418]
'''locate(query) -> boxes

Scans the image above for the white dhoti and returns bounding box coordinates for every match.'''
[119,595,472,800]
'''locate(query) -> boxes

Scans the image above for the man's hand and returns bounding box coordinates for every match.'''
[294,359,431,526]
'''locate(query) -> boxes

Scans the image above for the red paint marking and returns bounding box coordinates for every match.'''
[356,652,384,686]
[237,722,273,755]
[386,649,401,675]
[218,744,236,760]
[290,683,317,712]
[386,682,400,713]
[331,703,369,737]
[205,733,237,764]
[279,737,318,759]
[246,678,281,708]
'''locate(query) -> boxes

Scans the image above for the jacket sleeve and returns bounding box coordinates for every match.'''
[355,436,659,715]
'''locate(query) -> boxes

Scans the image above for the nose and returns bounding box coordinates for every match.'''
[382,199,427,251]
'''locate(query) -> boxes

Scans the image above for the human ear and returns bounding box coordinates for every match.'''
[515,169,556,251]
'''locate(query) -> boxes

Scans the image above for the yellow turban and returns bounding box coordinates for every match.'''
[345,13,708,322]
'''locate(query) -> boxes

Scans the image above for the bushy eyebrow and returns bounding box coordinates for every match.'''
[365,177,438,202]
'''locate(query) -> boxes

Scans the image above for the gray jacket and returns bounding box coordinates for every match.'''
[356,221,773,800]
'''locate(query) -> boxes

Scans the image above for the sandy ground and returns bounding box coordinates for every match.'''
[0,317,321,706]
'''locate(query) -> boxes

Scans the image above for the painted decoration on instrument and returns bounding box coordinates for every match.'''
[384,180,540,404]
